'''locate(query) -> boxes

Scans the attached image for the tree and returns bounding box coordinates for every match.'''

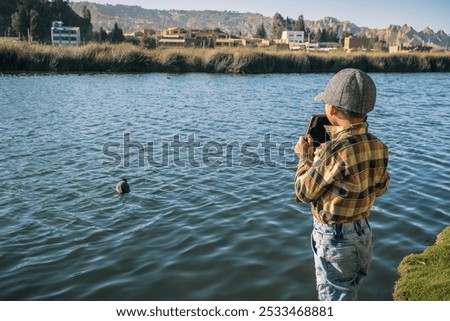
[141,35,156,49]
[29,9,39,41]
[294,15,305,32]
[255,23,267,39]
[11,6,28,40]
[285,16,294,31]
[272,12,285,39]
[313,29,326,42]
[82,5,91,22]
[1,0,21,36]
[327,27,339,42]
[109,22,124,43]
[312,28,339,43]
[9,0,93,43]
[80,5,93,42]
[51,0,70,13]
[93,26,108,42]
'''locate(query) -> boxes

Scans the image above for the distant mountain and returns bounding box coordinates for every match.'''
[309,17,449,49]
[70,2,272,37]
[71,2,449,49]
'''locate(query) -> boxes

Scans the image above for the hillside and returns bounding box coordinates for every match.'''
[309,17,450,49]
[1,1,448,49]
[70,1,272,37]
[70,2,449,49]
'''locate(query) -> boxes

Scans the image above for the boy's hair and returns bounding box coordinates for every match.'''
[335,106,366,120]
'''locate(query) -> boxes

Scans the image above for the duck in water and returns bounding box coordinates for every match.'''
[115,178,130,194]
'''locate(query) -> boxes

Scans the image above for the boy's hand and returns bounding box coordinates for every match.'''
[295,135,314,160]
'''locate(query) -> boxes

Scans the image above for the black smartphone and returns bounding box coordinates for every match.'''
[305,114,332,147]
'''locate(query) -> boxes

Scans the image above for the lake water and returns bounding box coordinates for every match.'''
[1,72,449,300]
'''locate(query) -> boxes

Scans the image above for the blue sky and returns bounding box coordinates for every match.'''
[91,0,450,33]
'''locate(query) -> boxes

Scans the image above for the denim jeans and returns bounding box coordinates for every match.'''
[311,218,373,301]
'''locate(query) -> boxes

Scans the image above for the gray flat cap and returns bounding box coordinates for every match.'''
[315,68,376,114]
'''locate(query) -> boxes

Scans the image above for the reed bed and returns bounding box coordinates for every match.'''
[1,42,449,73]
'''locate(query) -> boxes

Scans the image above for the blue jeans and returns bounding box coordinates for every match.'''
[311,218,373,301]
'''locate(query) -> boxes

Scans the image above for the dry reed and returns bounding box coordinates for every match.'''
[1,42,449,73]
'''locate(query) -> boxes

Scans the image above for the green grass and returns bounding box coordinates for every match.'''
[1,41,450,73]
[393,226,450,301]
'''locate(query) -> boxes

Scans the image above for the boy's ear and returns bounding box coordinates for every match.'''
[329,105,337,116]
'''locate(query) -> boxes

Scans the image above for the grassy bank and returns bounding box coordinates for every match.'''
[1,42,450,73]
[393,226,450,301]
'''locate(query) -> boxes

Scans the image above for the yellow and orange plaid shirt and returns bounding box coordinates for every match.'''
[295,122,390,224]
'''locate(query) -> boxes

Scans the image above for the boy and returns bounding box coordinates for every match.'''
[294,68,390,300]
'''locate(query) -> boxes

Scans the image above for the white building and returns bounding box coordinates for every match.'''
[281,31,305,43]
[51,21,80,46]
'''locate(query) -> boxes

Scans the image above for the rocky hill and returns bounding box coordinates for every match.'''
[308,17,449,49]
[70,1,271,37]
[71,1,449,49]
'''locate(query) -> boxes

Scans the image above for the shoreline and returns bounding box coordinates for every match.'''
[393,226,450,300]
[1,42,450,74]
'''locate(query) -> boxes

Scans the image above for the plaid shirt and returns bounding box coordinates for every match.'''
[295,122,390,224]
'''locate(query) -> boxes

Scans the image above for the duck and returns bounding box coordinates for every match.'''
[115,178,130,194]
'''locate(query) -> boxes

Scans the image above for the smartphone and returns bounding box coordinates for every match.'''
[305,114,332,147]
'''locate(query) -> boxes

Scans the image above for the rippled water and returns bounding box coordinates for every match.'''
[1,72,449,300]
